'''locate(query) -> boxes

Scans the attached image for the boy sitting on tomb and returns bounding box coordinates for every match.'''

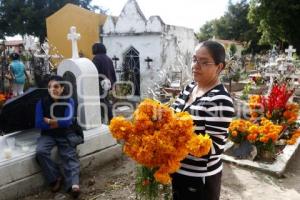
[35,75,81,198]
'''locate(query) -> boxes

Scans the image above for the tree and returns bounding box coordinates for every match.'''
[216,0,259,42]
[0,0,102,41]
[248,0,300,52]
[197,0,267,54]
[197,20,217,42]
[229,43,237,57]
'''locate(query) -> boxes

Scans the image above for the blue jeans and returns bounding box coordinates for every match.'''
[36,134,80,191]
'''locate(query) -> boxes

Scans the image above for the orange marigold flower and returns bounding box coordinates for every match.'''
[154,171,171,185]
[187,134,212,157]
[109,98,212,184]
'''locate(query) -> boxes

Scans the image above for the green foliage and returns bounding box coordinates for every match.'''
[248,0,300,53]
[229,43,237,57]
[135,165,171,200]
[197,20,216,41]
[0,0,99,41]
[135,166,159,200]
[240,83,252,100]
[115,83,132,97]
[231,68,241,82]
[196,0,271,54]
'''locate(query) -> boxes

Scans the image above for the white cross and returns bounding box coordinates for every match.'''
[67,26,81,59]
[285,45,296,60]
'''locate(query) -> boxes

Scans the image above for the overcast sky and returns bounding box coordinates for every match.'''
[91,0,232,32]
[6,0,232,40]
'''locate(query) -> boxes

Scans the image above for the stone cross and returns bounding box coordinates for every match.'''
[112,55,119,69]
[67,26,81,59]
[285,45,296,60]
[145,56,153,69]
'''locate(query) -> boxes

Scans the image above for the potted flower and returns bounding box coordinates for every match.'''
[229,118,283,161]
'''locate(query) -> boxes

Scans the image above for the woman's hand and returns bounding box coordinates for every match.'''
[44,117,59,128]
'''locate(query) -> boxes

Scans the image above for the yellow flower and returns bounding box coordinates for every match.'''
[109,98,212,184]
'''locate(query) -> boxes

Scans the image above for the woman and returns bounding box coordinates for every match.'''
[171,41,235,200]
[92,43,116,124]
[8,53,27,96]
[35,75,81,198]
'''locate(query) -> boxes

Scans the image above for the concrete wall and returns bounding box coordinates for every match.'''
[161,25,196,86]
[102,0,197,97]
[104,34,162,97]
[46,3,107,60]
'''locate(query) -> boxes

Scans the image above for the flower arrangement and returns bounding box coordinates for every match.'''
[0,93,11,109]
[261,83,295,124]
[109,98,212,199]
[287,128,300,145]
[249,84,298,127]
[249,95,264,121]
[229,82,299,161]
[228,119,252,143]
[251,74,265,86]
[229,118,282,147]
[229,117,283,160]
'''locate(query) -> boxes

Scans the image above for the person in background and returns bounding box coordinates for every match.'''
[92,43,116,124]
[8,52,28,96]
[35,75,81,198]
[171,41,235,200]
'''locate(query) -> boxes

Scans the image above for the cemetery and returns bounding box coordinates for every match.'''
[0,0,299,199]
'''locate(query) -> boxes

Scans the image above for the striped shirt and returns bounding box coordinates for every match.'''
[172,82,235,177]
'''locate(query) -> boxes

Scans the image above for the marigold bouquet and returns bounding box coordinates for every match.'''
[229,118,282,143]
[228,119,252,143]
[109,99,212,199]
[229,118,283,153]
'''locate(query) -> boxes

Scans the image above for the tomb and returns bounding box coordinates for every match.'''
[0,27,121,200]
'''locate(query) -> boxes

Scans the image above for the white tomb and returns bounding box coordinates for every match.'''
[0,26,121,200]
[103,0,197,98]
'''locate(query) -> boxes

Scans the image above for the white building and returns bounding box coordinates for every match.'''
[102,0,197,97]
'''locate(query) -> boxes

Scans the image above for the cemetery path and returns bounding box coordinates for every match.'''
[23,148,300,200]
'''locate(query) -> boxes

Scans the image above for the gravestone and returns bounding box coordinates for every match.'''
[58,26,101,129]
[0,88,48,134]
[0,26,120,200]
[285,45,296,60]
[57,58,101,129]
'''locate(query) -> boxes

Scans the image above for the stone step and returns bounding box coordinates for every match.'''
[0,125,121,200]
[223,137,300,177]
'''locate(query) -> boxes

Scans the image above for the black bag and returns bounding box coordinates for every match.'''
[71,118,84,145]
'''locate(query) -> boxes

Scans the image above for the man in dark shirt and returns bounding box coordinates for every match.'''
[92,43,116,124]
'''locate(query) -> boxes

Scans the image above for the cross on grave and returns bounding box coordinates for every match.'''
[145,56,153,69]
[67,26,81,59]
[285,45,296,60]
[112,55,119,69]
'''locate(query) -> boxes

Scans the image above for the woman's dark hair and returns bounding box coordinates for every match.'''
[92,43,107,55]
[48,75,65,87]
[47,75,71,97]
[10,53,20,60]
[201,41,226,68]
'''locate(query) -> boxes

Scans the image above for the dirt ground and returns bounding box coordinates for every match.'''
[23,147,300,200]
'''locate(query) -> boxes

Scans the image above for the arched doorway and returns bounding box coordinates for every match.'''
[123,47,140,95]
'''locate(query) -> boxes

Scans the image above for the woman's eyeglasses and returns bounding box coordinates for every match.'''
[192,56,216,68]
